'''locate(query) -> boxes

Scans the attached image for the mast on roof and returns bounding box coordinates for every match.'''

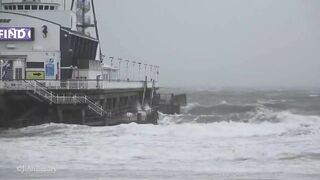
[72,0,103,61]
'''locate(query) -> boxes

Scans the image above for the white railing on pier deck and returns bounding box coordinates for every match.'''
[25,80,105,116]
[0,80,155,91]
[1,80,106,116]
[0,79,157,116]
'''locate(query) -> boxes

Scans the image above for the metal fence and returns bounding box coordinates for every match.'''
[0,80,155,91]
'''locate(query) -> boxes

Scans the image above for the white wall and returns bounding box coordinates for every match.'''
[0,12,61,80]
[21,11,76,30]
[0,12,60,51]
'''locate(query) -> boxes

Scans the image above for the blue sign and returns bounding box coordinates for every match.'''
[46,64,55,77]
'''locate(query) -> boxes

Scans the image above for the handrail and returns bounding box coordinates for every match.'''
[0,80,155,90]
[24,80,107,116]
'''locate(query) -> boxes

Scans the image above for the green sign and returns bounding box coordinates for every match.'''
[26,71,45,80]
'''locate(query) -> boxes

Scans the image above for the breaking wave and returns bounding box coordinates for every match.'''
[0,123,90,138]
[159,110,320,137]
[1,90,320,179]
[157,100,320,139]
[186,103,256,115]
[1,100,320,178]
[1,102,320,140]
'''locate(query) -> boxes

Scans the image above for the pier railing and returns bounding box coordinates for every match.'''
[23,80,106,117]
[0,80,155,91]
[0,79,157,117]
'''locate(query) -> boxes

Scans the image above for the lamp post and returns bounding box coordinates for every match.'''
[125,60,129,80]
[149,65,153,81]
[156,66,160,82]
[154,66,157,81]
[144,64,148,80]
[132,61,136,81]
[118,58,122,80]
[109,57,114,67]
[138,62,142,81]
[0,59,3,81]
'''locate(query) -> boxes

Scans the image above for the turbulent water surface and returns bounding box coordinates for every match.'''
[1,89,320,179]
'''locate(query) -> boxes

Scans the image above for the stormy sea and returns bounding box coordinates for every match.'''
[1,89,320,179]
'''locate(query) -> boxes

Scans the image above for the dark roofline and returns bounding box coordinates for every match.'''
[0,10,61,26]
[61,27,98,42]
[1,2,60,5]
[0,11,98,42]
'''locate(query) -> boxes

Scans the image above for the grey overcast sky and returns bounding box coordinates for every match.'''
[91,0,320,88]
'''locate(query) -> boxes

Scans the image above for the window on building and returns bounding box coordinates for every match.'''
[44,5,49,10]
[12,5,16,10]
[18,5,23,10]
[8,5,12,10]
[39,5,43,10]
[4,6,8,10]
[27,62,44,69]
[32,5,37,10]
[50,6,54,10]
[15,68,23,80]
[0,19,11,23]
[25,5,30,10]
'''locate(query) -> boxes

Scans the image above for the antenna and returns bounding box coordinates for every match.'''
[72,0,103,61]
[76,0,92,34]
[71,0,75,11]
[91,0,103,62]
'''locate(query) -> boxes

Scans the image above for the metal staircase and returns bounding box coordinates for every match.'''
[24,81,106,116]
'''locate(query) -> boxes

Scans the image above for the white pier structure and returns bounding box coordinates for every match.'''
[0,0,159,91]
[0,0,161,127]
[0,80,155,90]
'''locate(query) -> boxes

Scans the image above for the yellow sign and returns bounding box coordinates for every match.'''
[26,71,45,80]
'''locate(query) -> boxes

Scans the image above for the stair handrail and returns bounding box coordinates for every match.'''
[25,80,57,104]
[84,96,105,116]
[24,80,106,117]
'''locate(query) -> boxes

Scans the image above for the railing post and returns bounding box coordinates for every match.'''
[34,81,36,93]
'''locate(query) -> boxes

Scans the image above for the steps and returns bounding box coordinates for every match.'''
[24,80,107,117]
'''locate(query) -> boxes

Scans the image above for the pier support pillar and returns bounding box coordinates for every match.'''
[81,108,86,125]
[102,99,107,110]
[47,107,55,123]
[57,107,63,123]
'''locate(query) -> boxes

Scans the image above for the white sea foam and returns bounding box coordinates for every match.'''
[309,94,319,97]
[220,100,228,104]
[1,110,320,179]
[180,102,201,113]
[2,90,320,180]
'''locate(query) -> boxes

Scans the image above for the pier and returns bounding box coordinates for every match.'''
[0,0,165,128]
[0,79,159,127]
